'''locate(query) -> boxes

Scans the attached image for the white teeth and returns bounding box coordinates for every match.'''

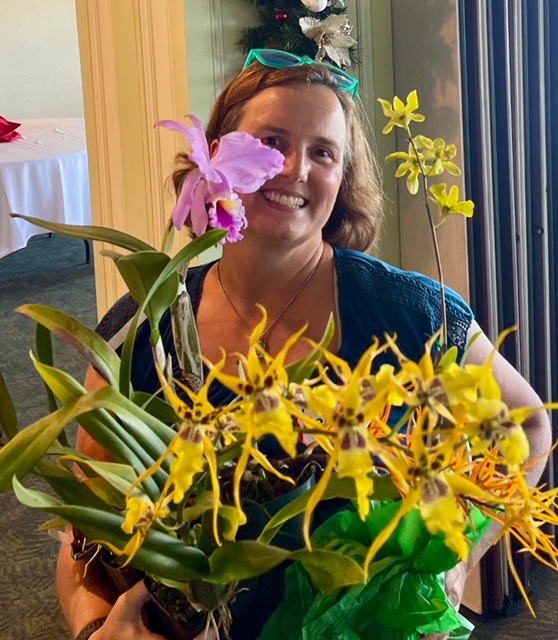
[262,190,305,208]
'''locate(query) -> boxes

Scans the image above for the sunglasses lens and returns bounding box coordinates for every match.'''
[257,49,300,68]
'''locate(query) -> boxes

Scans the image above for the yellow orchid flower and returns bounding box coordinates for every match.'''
[419,492,469,559]
[429,183,474,220]
[413,135,461,176]
[378,90,425,134]
[386,146,423,195]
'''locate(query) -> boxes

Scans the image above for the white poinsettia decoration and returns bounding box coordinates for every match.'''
[301,0,328,11]
[299,14,357,68]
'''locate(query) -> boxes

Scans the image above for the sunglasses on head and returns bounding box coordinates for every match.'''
[242,48,359,99]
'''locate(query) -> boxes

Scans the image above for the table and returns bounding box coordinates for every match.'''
[0,118,92,259]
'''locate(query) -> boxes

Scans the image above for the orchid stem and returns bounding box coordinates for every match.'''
[406,126,448,355]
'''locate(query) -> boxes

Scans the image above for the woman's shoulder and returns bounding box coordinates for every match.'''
[334,247,471,316]
[333,247,474,352]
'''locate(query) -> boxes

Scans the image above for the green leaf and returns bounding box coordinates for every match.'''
[60,455,138,496]
[0,381,162,500]
[18,304,120,388]
[291,548,365,593]
[286,313,335,383]
[0,369,18,440]
[207,540,290,584]
[34,459,118,512]
[119,229,227,397]
[133,391,181,425]
[35,323,59,412]
[181,491,215,522]
[0,400,88,492]
[259,474,398,545]
[108,250,180,343]
[12,478,210,581]
[437,345,458,372]
[9,214,154,253]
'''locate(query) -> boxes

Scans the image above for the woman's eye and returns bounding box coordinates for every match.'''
[315,148,333,160]
[261,136,280,148]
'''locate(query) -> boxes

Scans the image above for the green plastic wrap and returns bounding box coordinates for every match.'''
[260,501,491,640]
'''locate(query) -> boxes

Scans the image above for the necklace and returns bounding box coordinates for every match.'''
[216,256,321,355]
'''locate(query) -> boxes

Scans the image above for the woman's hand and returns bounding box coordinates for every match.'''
[89,581,167,640]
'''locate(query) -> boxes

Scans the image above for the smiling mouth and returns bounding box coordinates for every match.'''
[262,190,306,209]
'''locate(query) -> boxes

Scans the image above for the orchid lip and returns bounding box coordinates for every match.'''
[262,189,307,209]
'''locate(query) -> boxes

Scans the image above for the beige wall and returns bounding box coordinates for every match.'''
[390,0,469,300]
[0,0,83,118]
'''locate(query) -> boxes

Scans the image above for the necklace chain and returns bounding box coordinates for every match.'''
[216,257,321,354]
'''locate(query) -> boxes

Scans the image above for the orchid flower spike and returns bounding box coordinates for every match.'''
[156,115,285,242]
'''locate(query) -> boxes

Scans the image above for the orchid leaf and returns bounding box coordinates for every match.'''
[34,459,121,511]
[60,455,138,496]
[32,359,171,472]
[132,391,181,425]
[106,250,180,344]
[181,491,215,522]
[5,367,163,500]
[259,474,398,545]
[291,548,365,592]
[18,304,120,388]
[119,228,227,397]
[286,313,335,383]
[35,323,59,413]
[0,369,18,440]
[81,478,128,509]
[9,214,154,253]
[0,400,89,493]
[207,540,290,584]
[12,478,210,581]
[437,345,458,372]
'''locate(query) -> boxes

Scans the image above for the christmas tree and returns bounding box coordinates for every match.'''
[238,0,359,68]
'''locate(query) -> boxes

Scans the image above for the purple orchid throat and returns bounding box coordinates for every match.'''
[156,115,285,242]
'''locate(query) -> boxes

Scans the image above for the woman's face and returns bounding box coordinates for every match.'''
[233,83,347,246]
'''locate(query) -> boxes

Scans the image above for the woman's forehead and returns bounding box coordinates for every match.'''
[236,84,347,137]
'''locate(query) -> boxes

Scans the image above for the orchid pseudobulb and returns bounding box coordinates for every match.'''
[156,115,284,241]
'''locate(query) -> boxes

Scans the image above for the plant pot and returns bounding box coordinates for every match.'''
[100,549,144,595]
[142,576,210,640]
[238,458,317,550]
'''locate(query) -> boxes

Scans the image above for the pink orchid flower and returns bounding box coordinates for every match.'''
[156,115,284,242]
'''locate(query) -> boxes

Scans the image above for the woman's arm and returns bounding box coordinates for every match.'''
[56,367,167,639]
[446,321,552,606]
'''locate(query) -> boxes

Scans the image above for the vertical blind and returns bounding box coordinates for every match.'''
[459,0,557,612]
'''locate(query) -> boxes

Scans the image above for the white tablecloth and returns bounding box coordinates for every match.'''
[0,118,92,259]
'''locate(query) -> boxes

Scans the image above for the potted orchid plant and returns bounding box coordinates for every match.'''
[0,96,558,640]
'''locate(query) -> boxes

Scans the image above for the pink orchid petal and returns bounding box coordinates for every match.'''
[208,194,246,243]
[157,116,218,182]
[172,170,200,229]
[212,132,284,193]
[190,180,210,237]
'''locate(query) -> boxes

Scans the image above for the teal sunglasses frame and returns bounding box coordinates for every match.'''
[242,48,359,99]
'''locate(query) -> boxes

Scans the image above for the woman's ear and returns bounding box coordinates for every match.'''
[209,139,219,158]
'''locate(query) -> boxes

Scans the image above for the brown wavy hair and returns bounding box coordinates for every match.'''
[172,62,384,252]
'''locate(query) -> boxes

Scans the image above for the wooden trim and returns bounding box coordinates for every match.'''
[75,0,190,318]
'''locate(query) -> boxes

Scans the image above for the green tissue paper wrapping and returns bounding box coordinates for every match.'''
[259,500,491,640]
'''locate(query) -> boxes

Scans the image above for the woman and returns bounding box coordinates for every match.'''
[58,50,551,640]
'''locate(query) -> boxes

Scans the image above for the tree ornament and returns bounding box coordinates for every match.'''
[275,10,289,23]
[299,14,357,68]
[301,0,328,11]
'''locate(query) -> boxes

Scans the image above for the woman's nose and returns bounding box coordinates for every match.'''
[281,150,309,182]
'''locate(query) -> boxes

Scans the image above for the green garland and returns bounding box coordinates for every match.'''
[238,0,360,68]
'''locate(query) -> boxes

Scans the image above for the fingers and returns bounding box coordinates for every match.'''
[91,581,168,640]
